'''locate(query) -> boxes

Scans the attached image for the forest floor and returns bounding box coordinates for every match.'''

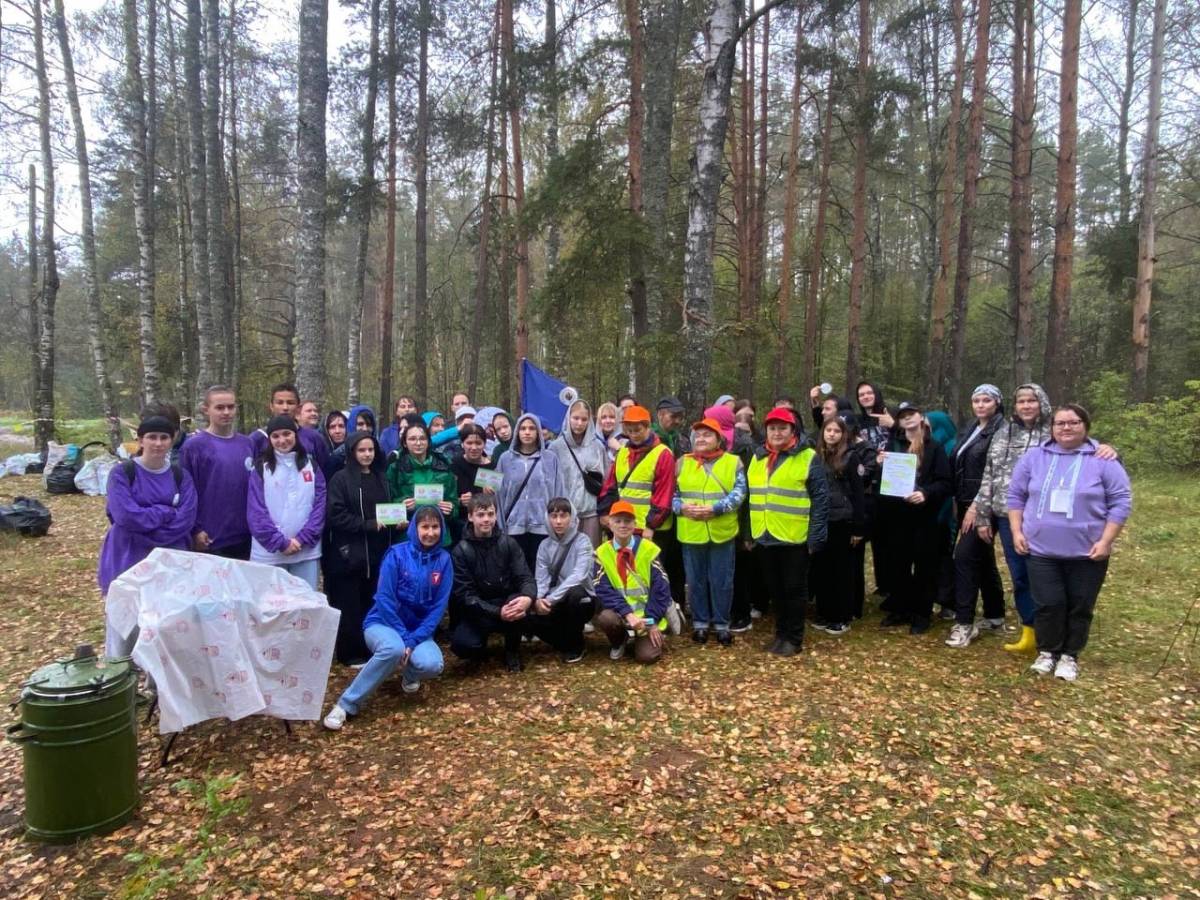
[0,472,1196,899]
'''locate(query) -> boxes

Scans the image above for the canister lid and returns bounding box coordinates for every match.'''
[23,645,133,699]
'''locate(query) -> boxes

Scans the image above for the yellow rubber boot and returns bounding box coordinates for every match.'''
[1003,625,1036,653]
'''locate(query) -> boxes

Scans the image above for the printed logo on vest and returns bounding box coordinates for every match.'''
[302,469,313,482]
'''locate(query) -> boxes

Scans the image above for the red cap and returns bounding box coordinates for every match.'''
[763,407,798,427]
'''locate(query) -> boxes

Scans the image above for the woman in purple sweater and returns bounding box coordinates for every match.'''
[1007,404,1132,682]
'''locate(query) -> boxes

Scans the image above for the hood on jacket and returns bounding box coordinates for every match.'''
[475,406,504,432]
[1012,383,1053,429]
[1042,436,1099,455]
[342,430,387,475]
[322,409,348,448]
[543,498,580,544]
[347,404,377,434]
[422,410,446,429]
[856,381,888,417]
[703,404,736,448]
[407,503,448,552]
[512,412,546,454]
[926,411,957,454]
[559,399,598,448]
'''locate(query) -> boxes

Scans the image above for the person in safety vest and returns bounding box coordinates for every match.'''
[672,417,746,646]
[593,501,672,664]
[597,405,676,541]
[746,407,829,657]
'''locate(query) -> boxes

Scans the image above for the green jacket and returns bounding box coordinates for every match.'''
[386,451,459,546]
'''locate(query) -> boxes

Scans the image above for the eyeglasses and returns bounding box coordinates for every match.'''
[1053,420,1084,428]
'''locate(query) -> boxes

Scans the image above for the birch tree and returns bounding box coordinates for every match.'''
[32,0,58,452]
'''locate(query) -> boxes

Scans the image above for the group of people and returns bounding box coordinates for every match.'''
[95,376,1132,732]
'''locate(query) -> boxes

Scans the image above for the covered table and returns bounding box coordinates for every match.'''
[105,548,340,735]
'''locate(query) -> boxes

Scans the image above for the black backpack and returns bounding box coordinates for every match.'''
[121,458,185,501]
[45,441,108,495]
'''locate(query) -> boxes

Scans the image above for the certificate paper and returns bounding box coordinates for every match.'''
[413,483,444,505]
[879,452,919,498]
[374,503,407,526]
[474,468,504,492]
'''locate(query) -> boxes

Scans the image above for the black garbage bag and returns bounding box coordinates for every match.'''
[0,496,52,537]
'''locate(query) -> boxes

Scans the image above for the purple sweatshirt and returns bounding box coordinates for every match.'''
[180,430,254,550]
[97,460,198,593]
[1007,439,1132,560]
[250,426,329,472]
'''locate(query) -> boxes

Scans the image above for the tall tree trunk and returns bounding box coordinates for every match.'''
[1044,0,1081,401]
[681,0,742,413]
[543,0,559,291]
[295,0,329,401]
[32,0,58,453]
[624,0,649,394]
[750,6,769,394]
[204,0,232,385]
[844,0,870,395]
[348,0,380,406]
[497,46,513,410]
[54,0,121,450]
[185,0,216,395]
[402,0,430,412]
[468,3,500,399]
[123,0,160,404]
[923,0,964,401]
[226,0,243,400]
[501,0,529,389]
[1131,0,1166,401]
[641,0,684,391]
[944,0,991,412]
[382,0,398,401]
[1117,0,1141,226]
[734,11,756,400]
[1010,0,1035,385]
[776,10,804,395]
[27,166,39,417]
[803,67,835,395]
[167,6,196,404]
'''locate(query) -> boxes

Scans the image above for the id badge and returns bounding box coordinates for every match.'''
[1049,489,1071,514]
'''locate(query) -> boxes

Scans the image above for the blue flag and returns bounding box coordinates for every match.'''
[520,358,568,432]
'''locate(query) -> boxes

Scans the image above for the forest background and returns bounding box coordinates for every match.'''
[1,0,1198,467]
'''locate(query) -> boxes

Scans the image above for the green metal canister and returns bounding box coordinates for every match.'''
[6,645,140,842]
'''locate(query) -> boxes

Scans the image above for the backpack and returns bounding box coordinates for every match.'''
[121,458,184,502]
[45,442,108,495]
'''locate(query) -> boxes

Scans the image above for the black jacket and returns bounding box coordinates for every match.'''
[824,450,867,535]
[323,432,394,578]
[952,414,1003,506]
[450,524,536,617]
[879,431,953,522]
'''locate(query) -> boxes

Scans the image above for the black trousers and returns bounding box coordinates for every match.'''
[953,506,1004,624]
[511,532,546,575]
[1028,556,1108,657]
[653,525,687,610]
[324,571,375,665]
[211,539,251,561]
[732,542,769,622]
[811,521,854,627]
[881,506,940,625]
[450,605,524,660]
[849,540,867,618]
[760,543,809,645]
[525,585,595,655]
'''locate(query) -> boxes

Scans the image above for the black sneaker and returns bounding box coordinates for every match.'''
[938,606,957,621]
[770,639,800,657]
[692,629,710,644]
[729,618,752,633]
[824,622,850,635]
[909,618,932,635]
[715,630,733,646]
[504,650,524,672]
[880,612,909,627]
[766,637,784,654]
[560,648,585,664]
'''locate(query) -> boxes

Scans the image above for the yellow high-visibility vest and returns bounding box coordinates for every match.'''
[614,442,672,529]
[675,453,741,545]
[594,538,668,630]
[747,448,814,544]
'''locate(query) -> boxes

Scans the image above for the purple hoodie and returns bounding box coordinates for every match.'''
[180,429,255,550]
[1007,438,1132,559]
[97,460,198,593]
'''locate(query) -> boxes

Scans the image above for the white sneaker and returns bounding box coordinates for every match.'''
[665,602,684,635]
[945,622,980,649]
[977,617,1006,633]
[401,677,421,694]
[583,622,595,634]
[1054,655,1079,682]
[1030,652,1057,675]
[609,639,627,661]
[322,704,348,730]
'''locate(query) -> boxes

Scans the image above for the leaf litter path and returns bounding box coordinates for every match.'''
[0,474,1196,898]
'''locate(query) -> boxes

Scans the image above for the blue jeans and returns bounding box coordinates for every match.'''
[682,540,735,631]
[279,557,320,590]
[996,517,1035,625]
[337,624,443,715]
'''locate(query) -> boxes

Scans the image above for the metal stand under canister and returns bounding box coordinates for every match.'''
[6,645,141,842]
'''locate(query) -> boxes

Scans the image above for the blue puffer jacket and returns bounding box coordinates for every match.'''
[363,507,453,648]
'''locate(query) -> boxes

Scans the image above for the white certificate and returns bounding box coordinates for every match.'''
[879,452,919,498]
[474,468,503,492]
[374,503,407,525]
[413,483,444,504]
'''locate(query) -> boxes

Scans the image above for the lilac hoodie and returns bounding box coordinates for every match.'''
[1007,438,1132,559]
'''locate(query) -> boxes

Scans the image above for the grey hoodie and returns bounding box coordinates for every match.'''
[497,413,563,535]
[549,399,607,517]
[534,499,596,603]
[973,383,1053,520]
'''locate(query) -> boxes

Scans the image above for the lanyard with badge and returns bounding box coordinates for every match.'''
[1047,455,1083,518]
